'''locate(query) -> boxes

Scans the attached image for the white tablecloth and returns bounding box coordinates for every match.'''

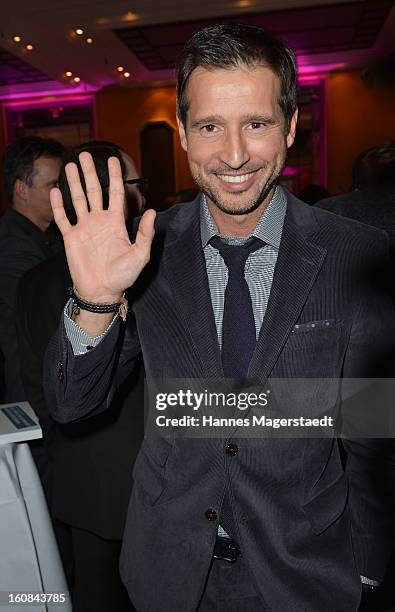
[0,443,71,611]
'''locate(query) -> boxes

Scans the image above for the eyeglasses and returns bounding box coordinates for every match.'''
[124,177,149,196]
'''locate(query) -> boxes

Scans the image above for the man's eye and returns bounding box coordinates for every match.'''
[201,124,218,134]
[250,122,265,130]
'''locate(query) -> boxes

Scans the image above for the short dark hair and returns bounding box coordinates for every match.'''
[3,136,64,203]
[351,142,395,190]
[58,141,127,222]
[176,23,297,130]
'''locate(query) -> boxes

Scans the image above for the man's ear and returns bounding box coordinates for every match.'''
[14,178,29,202]
[177,115,188,152]
[286,108,298,149]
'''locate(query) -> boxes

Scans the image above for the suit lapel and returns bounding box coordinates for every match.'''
[161,193,327,382]
[249,195,327,382]
[162,200,223,378]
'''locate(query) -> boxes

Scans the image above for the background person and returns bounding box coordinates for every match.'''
[0,136,64,403]
[316,143,395,263]
[16,141,144,612]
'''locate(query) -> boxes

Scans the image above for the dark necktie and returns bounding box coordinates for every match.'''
[210,235,263,540]
[210,236,263,379]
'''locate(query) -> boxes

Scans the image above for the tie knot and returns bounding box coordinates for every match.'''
[210,236,263,275]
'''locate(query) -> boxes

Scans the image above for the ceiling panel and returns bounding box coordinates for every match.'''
[114,0,393,71]
[0,48,53,86]
[0,0,393,96]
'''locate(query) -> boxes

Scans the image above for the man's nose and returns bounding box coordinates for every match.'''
[220,129,250,168]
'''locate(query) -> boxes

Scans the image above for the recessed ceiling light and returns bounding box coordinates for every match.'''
[75,28,84,36]
[123,72,131,78]
[116,66,124,72]
[12,35,22,43]
[73,76,81,83]
[86,37,94,44]
[122,11,138,22]
[65,71,73,77]
[25,44,34,51]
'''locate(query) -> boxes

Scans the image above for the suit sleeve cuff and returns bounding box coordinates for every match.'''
[360,575,382,587]
[63,298,119,355]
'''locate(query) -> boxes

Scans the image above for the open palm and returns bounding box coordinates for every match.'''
[50,152,156,303]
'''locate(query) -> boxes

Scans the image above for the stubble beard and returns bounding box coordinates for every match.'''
[191,160,285,216]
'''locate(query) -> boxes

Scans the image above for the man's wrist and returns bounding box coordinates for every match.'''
[71,309,116,337]
[64,299,119,355]
[73,286,123,305]
[69,287,128,334]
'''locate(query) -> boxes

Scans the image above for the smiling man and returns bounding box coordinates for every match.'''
[44,24,395,612]
[178,63,296,233]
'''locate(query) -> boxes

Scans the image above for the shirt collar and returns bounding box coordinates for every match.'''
[3,208,62,255]
[4,207,46,239]
[200,184,287,248]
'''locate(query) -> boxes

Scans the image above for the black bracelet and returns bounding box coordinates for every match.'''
[69,287,122,314]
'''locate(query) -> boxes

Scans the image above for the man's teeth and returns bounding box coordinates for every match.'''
[219,172,255,183]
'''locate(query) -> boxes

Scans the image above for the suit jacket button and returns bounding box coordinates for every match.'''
[226,443,238,456]
[57,364,64,383]
[205,508,218,521]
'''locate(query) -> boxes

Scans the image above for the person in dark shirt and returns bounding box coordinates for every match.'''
[0,136,64,402]
[316,143,395,261]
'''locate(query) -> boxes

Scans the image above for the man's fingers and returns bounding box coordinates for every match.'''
[79,152,103,212]
[50,187,71,235]
[134,209,156,261]
[108,157,126,215]
[65,162,89,219]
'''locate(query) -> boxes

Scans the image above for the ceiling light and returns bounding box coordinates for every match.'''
[25,44,34,51]
[75,28,84,36]
[73,76,81,83]
[122,11,138,22]
[86,37,94,44]
[65,71,73,77]
[123,72,131,78]
[116,66,124,72]
[13,35,22,43]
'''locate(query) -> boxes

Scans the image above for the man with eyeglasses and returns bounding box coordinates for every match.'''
[124,176,148,215]
[16,141,144,612]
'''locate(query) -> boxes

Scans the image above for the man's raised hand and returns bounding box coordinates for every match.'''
[50,152,156,305]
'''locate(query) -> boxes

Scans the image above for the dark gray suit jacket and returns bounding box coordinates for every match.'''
[16,252,144,540]
[45,192,395,612]
[0,208,62,401]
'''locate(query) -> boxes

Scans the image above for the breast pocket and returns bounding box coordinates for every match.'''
[288,319,340,345]
[276,319,349,378]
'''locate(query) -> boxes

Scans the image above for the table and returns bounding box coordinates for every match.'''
[0,442,71,611]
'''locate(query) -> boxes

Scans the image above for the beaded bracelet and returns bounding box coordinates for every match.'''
[69,287,128,321]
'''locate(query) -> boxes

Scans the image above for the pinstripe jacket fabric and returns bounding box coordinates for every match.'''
[45,190,395,612]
